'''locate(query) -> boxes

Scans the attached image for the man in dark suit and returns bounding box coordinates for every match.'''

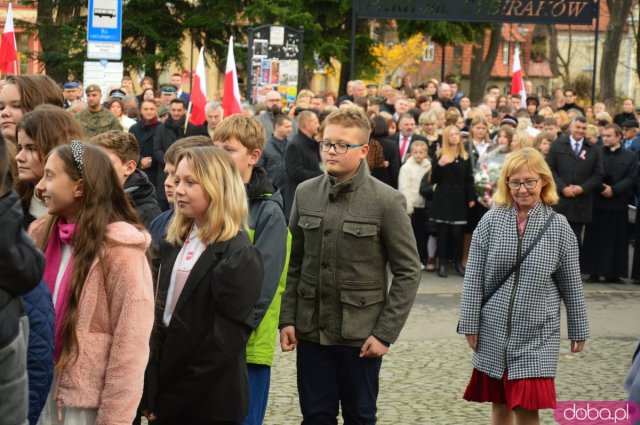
[375,136,401,189]
[546,115,603,255]
[395,113,429,165]
[170,73,190,106]
[284,110,322,219]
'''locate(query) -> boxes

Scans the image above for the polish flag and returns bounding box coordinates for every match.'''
[222,36,242,117]
[0,3,17,75]
[189,47,207,126]
[511,47,527,110]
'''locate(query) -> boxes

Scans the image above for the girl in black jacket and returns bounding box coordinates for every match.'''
[141,147,263,425]
[429,125,476,278]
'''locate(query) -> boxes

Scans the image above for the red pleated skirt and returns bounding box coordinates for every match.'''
[463,368,557,410]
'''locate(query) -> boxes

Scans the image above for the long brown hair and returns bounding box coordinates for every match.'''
[4,75,65,185]
[16,105,85,212]
[4,75,64,111]
[37,144,143,369]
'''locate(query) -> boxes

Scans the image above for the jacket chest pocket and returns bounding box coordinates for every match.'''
[298,215,323,256]
[340,285,385,340]
[341,222,378,261]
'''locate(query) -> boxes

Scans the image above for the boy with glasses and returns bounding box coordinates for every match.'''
[279,108,421,424]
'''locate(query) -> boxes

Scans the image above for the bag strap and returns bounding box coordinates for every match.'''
[481,211,556,308]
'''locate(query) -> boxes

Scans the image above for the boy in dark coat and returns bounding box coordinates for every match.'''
[89,130,162,228]
[214,115,289,425]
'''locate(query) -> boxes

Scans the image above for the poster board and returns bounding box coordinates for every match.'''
[247,25,303,110]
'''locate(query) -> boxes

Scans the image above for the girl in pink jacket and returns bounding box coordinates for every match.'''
[30,141,155,425]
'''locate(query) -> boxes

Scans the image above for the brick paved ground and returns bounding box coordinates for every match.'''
[264,273,640,424]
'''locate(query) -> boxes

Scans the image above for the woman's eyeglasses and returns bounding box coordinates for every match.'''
[507,178,540,190]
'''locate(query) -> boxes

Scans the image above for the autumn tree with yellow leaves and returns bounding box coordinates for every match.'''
[372,34,427,85]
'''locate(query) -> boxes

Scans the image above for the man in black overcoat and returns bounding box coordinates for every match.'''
[546,115,603,256]
[583,124,638,283]
[284,110,322,219]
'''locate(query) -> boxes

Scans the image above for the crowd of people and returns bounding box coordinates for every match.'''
[0,71,637,425]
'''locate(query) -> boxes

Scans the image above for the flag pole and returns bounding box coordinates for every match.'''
[184,101,192,134]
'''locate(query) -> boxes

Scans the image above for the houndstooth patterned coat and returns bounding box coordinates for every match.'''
[458,202,590,380]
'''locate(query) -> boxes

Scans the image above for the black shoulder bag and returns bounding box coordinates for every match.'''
[457,211,556,333]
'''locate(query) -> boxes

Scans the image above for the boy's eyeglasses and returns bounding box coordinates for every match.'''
[319,141,362,154]
[507,178,540,190]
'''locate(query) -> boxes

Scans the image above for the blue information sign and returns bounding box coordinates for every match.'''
[87,0,122,43]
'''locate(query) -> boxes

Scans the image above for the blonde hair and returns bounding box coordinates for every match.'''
[513,131,533,149]
[595,111,612,123]
[538,106,554,118]
[321,108,371,145]
[419,111,436,125]
[470,115,490,143]
[466,107,479,121]
[492,147,558,208]
[297,89,315,103]
[555,110,570,127]
[438,125,468,161]
[166,147,248,245]
[517,117,531,131]
[586,124,599,140]
[410,140,428,153]
[432,107,445,119]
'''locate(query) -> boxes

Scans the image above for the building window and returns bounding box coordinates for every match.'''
[16,33,29,75]
[502,41,509,65]
[423,40,435,62]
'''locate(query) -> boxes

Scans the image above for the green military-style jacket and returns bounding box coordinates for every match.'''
[279,161,421,347]
[76,107,122,138]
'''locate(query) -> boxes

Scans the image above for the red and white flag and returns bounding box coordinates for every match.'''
[0,3,17,75]
[222,36,242,117]
[189,47,207,126]
[511,47,527,110]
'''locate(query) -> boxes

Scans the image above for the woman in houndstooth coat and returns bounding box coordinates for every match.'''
[458,148,589,425]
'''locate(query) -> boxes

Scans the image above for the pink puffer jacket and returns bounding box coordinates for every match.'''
[30,218,154,425]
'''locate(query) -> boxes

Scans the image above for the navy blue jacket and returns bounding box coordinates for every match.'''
[22,281,54,425]
[149,209,174,248]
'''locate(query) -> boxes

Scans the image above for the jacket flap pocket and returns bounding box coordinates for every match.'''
[340,288,384,308]
[298,215,322,230]
[342,222,378,237]
[297,278,317,299]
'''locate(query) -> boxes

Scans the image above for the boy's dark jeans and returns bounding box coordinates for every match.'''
[297,340,382,425]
